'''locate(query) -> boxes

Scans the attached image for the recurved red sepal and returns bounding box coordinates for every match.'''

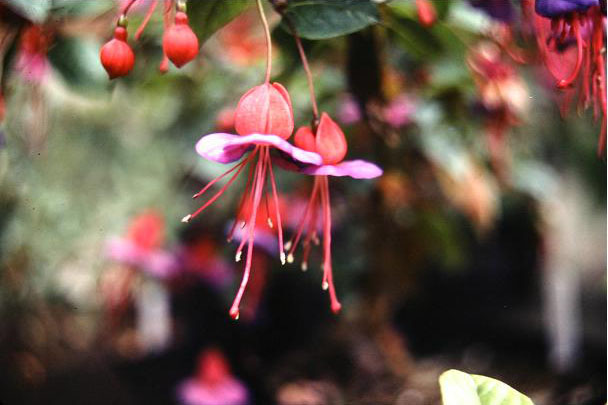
[234,82,294,139]
[100,26,135,79]
[294,126,316,152]
[316,113,347,165]
[416,0,436,27]
[162,12,199,68]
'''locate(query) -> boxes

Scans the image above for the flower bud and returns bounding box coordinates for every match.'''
[315,113,347,165]
[234,82,294,139]
[162,12,199,68]
[100,26,135,79]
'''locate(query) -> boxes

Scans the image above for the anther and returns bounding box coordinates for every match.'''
[322,281,329,290]
[301,262,308,272]
[181,214,192,223]
[235,251,242,262]
[287,253,294,263]
[284,240,292,251]
[280,251,286,265]
[267,218,274,228]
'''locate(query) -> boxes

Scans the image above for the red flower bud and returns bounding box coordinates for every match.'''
[416,0,436,27]
[294,126,316,152]
[100,26,135,79]
[315,113,347,165]
[162,12,199,68]
[234,82,294,139]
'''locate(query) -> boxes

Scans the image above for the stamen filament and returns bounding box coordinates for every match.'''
[229,145,269,319]
[265,147,286,264]
[557,16,584,88]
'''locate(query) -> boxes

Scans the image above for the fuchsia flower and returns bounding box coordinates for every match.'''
[288,113,382,313]
[15,24,51,83]
[106,210,177,278]
[530,0,606,153]
[183,82,322,320]
[177,348,248,405]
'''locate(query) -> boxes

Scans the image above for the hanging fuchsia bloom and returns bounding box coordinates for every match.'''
[531,0,606,153]
[106,210,177,278]
[289,113,382,314]
[16,24,52,82]
[183,82,322,320]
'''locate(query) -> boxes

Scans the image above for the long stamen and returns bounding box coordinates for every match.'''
[182,156,250,223]
[557,16,584,88]
[192,156,250,199]
[227,158,256,242]
[320,176,341,313]
[286,178,320,261]
[265,148,286,264]
[135,0,159,40]
[256,0,272,83]
[230,145,268,319]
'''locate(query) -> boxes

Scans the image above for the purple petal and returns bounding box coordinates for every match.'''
[106,238,177,279]
[302,160,383,179]
[195,133,322,165]
[469,0,514,22]
[535,0,599,17]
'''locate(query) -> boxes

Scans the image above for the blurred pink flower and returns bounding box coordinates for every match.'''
[382,95,415,128]
[337,95,362,125]
[177,348,248,405]
[15,25,51,83]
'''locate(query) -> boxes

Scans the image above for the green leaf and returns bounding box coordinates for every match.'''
[3,0,51,23]
[439,370,535,405]
[283,0,379,40]
[188,0,253,44]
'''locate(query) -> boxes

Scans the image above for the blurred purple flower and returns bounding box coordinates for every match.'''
[106,238,177,279]
[469,0,515,22]
[535,0,599,17]
[177,377,248,405]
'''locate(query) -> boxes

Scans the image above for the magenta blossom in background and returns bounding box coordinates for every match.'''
[383,95,415,129]
[337,95,362,125]
[15,25,51,83]
[177,377,248,405]
[106,237,177,279]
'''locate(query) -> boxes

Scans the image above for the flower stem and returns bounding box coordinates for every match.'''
[269,1,320,124]
[256,0,272,83]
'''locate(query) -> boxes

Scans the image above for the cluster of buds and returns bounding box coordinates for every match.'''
[100,0,199,79]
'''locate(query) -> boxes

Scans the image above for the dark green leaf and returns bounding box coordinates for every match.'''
[188,0,253,44]
[439,370,535,405]
[3,0,51,23]
[283,0,379,40]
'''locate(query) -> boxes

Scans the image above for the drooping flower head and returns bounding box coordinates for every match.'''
[288,113,382,313]
[529,0,606,153]
[183,82,321,320]
[16,24,52,83]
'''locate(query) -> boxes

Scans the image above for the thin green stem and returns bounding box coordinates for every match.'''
[256,0,272,83]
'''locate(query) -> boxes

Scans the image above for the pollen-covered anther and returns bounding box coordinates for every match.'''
[287,253,294,263]
[181,214,192,223]
[235,251,242,262]
[280,251,286,265]
[229,308,240,320]
[267,218,273,228]
[322,281,329,291]
[301,262,308,272]
[284,240,292,251]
